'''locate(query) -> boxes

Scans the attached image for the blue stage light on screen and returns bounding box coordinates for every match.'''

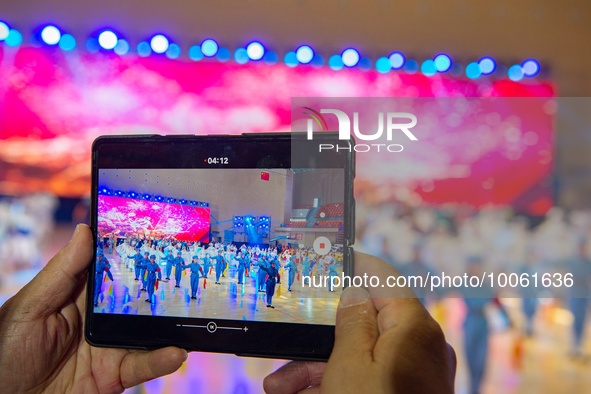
[263,50,278,64]
[296,45,314,64]
[58,34,76,51]
[142,194,152,200]
[434,54,452,72]
[421,59,437,76]
[478,56,496,75]
[0,21,9,41]
[201,39,219,57]
[137,41,152,57]
[114,39,129,55]
[166,43,181,59]
[521,58,540,77]
[508,64,524,81]
[328,54,344,70]
[403,59,419,74]
[341,48,360,67]
[150,34,169,54]
[85,37,99,53]
[246,41,265,60]
[234,48,249,64]
[98,30,118,50]
[41,25,61,45]
[465,62,482,79]
[283,51,298,67]
[189,45,204,61]
[375,57,391,73]
[216,47,231,62]
[389,51,406,69]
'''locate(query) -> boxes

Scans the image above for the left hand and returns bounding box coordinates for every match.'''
[0,224,188,393]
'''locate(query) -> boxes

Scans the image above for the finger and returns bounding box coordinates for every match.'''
[17,224,94,318]
[263,361,325,394]
[120,347,188,388]
[330,286,378,362]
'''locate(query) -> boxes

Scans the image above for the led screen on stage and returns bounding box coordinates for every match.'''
[98,195,210,242]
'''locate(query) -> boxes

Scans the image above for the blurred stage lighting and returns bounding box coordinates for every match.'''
[389,51,406,69]
[358,57,372,71]
[404,59,419,73]
[166,43,181,59]
[234,48,249,64]
[114,39,129,55]
[434,54,452,72]
[296,45,314,64]
[0,21,9,40]
[58,34,76,51]
[263,50,278,64]
[478,56,496,75]
[201,39,219,57]
[341,48,360,67]
[246,41,265,60]
[137,41,151,57]
[328,54,344,70]
[521,58,540,77]
[98,30,118,50]
[466,62,482,79]
[421,59,437,76]
[216,47,231,62]
[189,45,204,61]
[284,51,298,67]
[508,64,524,81]
[375,57,391,73]
[41,25,61,45]
[150,34,169,54]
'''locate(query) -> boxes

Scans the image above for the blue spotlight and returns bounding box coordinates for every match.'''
[263,50,278,64]
[189,200,198,206]
[310,54,324,67]
[328,54,344,70]
[296,45,314,64]
[375,57,391,73]
[234,48,249,64]
[58,34,76,51]
[201,39,219,57]
[114,39,129,55]
[421,59,437,76]
[434,54,452,72]
[179,199,187,205]
[165,43,181,59]
[137,41,152,57]
[521,58,540,77]
[155,196,164,202]
[189,45,204,60]
[142,194,152,200]
[41,25,61,45]
[128,191,138,198]
[216,47,231,62]
[0,21,9,41]
[403,59,419,74]
[98,30,118,50]
[358,57,372,71]
[341,48,360,67]
[85,37,99,53]
[388,52,406,69]
[150,34,169,54]
[246,41,265,60]
[478,56,496,75]
[508,64,524,81]
[283,51,298,67]
[465,62,481,79]
[115,190,125,197]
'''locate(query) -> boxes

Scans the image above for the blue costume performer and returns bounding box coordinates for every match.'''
[284,256,299,291]
[261,261,279,308]
[257,256,269,292]
[140,251,150,291]
[138,255,162,303]
[165,251,175,280]
[236,253,248,284]
[301,255,312,286]
[173,251,185,288]
[94,250,114,307]
[128,248,143,281]
[326,259,339,292]
[214,250,226,284]
[203,255,212,277]
[182,256,205,299]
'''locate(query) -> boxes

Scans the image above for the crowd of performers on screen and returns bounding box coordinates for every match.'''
[94,234,343,309]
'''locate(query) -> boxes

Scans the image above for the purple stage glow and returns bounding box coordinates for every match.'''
[98,195,210,242]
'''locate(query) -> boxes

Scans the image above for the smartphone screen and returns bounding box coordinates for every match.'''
[87,134,354,359]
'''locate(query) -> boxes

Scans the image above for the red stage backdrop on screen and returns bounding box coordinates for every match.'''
[98,195,210,242]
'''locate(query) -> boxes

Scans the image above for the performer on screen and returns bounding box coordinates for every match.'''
[326,256,339,292]
[128,247,143,281]
[302,253,312,286]
[94,249,114,307]
[284,255,299,291]
[260,260,279,308]
[214,249,226,285]
[182,255,205,299]
[236,251,248,285]
[138,255,162,303]
[257,255,269,292]
[164,249,175,280]
[173,251,185,288]
[140,251,150,291]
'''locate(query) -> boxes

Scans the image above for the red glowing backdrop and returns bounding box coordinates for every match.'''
[0,45,555,214]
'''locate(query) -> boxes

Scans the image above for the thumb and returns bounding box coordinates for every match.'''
[330,287,379,361]
[17,224,93,318]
